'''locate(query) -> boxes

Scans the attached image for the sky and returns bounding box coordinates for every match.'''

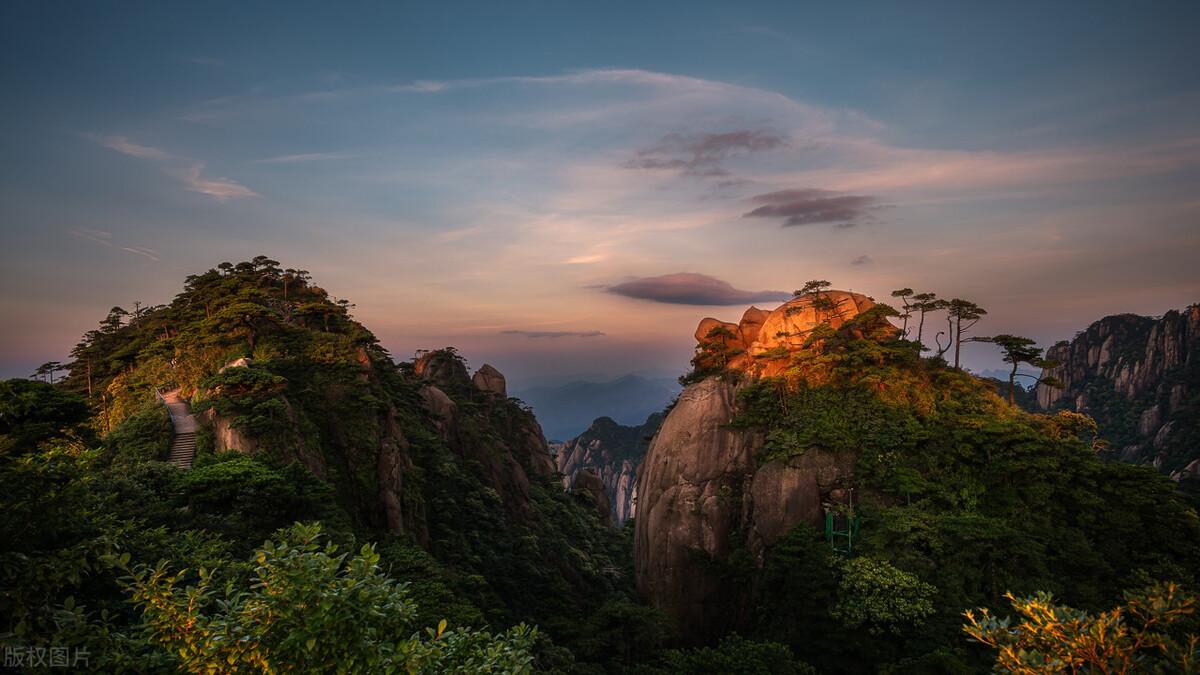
[2,1,1198,386]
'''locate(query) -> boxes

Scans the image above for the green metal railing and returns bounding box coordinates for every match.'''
[824,488,860,556]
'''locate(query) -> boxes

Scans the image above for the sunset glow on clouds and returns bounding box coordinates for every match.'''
[2,2,1198,384]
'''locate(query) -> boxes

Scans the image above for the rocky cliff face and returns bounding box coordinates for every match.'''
[1036,305,1200,475]
[413,352,558,519]
[633,291,871,639]
[196,347,558,538]
[555,413,663,526]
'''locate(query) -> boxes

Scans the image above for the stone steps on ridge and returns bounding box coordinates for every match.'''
[160,388,198,469]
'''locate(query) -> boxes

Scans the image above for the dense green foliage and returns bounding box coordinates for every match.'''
[129,522,537,674]
[104,402,171,465]
[636,635,815,674]
[1,258,673,673]
[0,378,92,453]
[830,557,937,636]
[725,309,1200,672]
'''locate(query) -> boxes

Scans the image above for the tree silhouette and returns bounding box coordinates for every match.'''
[281,268,311,301]
[910,293,944,348]
[979,334,1062,404]
[100,306,129,333]
[933,331,953,360]
[946,299,987,369]
[890,288,914,337]
[33,361,64,384]
[794,280,831,296]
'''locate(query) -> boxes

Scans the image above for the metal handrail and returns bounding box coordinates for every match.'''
[155,388,177,424]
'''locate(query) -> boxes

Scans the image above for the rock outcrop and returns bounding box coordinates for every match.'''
[745,450,856,559]
[376,403,416,538]
[634,377,763,639]
[472,364,507,397]
[1035,305,1199,474]
[199,357,329,479]
[570,469,612,527]
[415,351,557,517]
[634,291,873,640]
[414,349,471,391]
[203,406,259,455]
[693,291,877,378]
[556,414,663,526]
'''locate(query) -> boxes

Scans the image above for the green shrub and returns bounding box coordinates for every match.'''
[128,522,538,673]
[638,635,814,674]
[105,402,171,465]
[831,556,937,635]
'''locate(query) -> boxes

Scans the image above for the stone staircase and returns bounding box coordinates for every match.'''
[159,389,198,469]
[168,430,197,468]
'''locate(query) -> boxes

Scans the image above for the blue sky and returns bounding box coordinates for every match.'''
[2,1,1198,384]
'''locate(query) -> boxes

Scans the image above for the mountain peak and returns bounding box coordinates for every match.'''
[692,290,881,378]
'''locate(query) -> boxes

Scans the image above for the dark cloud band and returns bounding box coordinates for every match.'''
[743,188,877,227]
[624,129,788,177]
[606,272,790,306]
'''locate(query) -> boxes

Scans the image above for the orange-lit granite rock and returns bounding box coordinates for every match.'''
[694,290,878,377]
[634,289,880,640]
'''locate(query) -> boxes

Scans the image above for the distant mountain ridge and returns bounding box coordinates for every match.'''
[1036,305,1200,477]
[513,374,679,441]
[555,413,663,526]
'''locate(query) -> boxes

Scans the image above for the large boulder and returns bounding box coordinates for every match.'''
[634,377,763,640]
[737,306,771,346]
[745,449,856,559]
[472,364,507,397]
[635,290,871,640]
[414,350,471,391]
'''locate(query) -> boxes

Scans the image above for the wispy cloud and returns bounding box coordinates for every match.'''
[563,253,608,265]
[290,68,848,132]
[69,228,160,262]
[120,246,160,261]
[253,151,357,164]
[850,254,872,265]
[607,273,791,306]
[500,329,606,338]
[87,133,256,202]
[171,163,258,201]
[85,133,171,160]
[69,227,113,246]
[743,188,880,227]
